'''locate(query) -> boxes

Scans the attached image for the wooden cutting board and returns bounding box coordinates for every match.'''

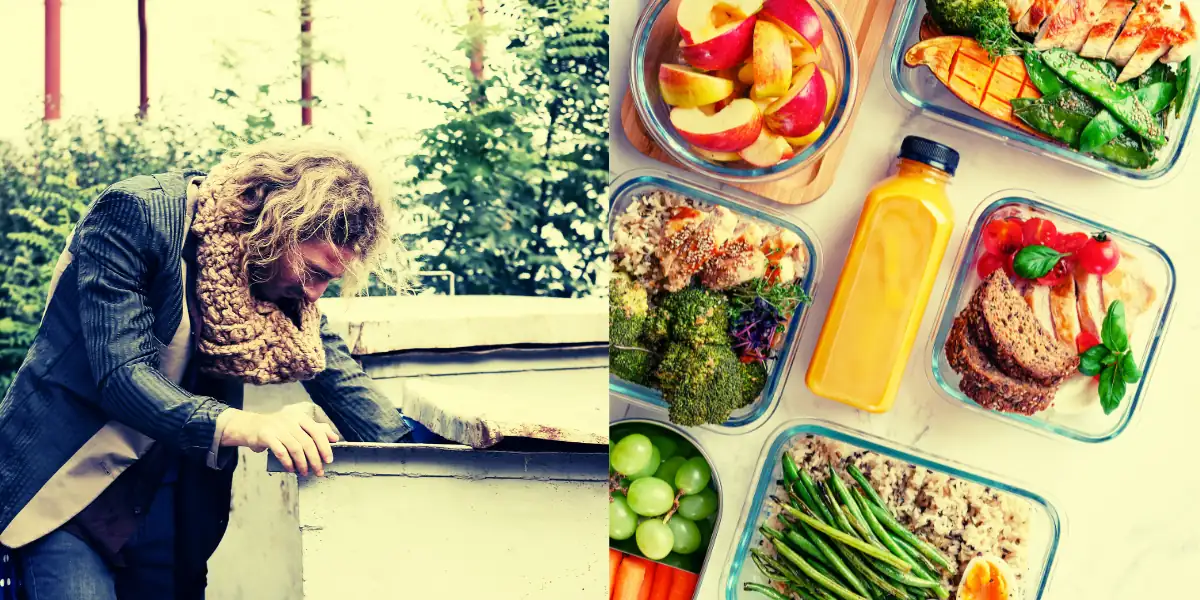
[620,0,897,204]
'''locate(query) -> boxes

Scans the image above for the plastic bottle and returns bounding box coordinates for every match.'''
[805,136,960,413]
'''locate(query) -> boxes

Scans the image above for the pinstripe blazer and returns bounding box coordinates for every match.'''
[0,170,411,552]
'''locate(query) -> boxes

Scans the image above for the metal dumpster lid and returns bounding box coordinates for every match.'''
[384,376,609,449]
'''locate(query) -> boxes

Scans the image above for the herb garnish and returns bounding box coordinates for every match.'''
[1078,300,1141,414]
[1012,244,1069,279]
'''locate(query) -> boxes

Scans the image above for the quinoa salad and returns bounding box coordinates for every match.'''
[755,435,1037,596]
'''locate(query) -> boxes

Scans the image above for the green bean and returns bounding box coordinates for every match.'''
[745,582,795,600]
[793,479,824,518]
[800,471,836,524]
[836,547,911,600]
[753,550,791,583]
[847,465,888,514]
[799,519,872,598]
[779,504,913,572]
[830,467,878,543]
[865,503,955,573]
[784,453,802,485]
[843,502,881,546]
[871,559,940,590]
[852,490,949,599]
[785,527,835,566]
[773,539,870,600]
[820,482,860,538]
[893,537,942,581]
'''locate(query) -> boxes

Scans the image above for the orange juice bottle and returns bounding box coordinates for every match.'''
[806,136,959,413]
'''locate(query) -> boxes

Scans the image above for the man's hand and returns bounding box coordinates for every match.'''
[220,407,340,476]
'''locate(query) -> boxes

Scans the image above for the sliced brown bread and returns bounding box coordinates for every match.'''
[945,315,1056,415]
[966,271,1079,386]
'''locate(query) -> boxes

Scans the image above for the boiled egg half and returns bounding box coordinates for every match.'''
[956,555,1019,600]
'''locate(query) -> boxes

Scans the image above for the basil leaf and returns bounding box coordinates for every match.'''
[1101,352,1119,366]
[1099,364,1127,415]
[1012,245,1067,279]
[1078,344,1110,376]
[1102,300,1129,353]
[1120,351,1141,384]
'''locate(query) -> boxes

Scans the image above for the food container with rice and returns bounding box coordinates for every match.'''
[928,190,1176,443]
[724,419,1063,600]
[609,170,822,431]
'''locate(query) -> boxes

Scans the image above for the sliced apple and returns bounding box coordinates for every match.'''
[761,0,824,49]
[765,63,827,137]
[789,36,820,68]
[659,64,735,108]
[678,0,765,44]
[670,98,764,152]
[819,67,836,118]
[784,120,826,148]
[752,20,791,98]
[753,97,774,113]
[680,16,757,71]
[737,62,756,85]
[693,146,743,162]
[738,128,793,167]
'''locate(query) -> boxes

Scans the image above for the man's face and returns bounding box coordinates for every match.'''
[252,240,356,307]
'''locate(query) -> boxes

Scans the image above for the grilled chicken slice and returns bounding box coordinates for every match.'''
[1049,276,1082,349]
[1074,269,1106,337]
[1037,0,1109,51]
[761,229,803,284]
[1008,0,1037,23]
[1018,0,1067,33]
[1018,280,1057,336]
[1107,0,1168,66]
[698,223,767,290]
[1164,0,1197,63]
[1081,0,1136,58]
[1100,250,1158,331]
[657,205,739,291]
[1118,2,1185,81]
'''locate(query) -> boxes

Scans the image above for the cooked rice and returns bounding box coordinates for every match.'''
[757,435,1032,595]
[610,190,696,282]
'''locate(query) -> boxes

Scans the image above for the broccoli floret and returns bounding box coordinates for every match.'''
[739,360,768,407]
[611,347,658,387]
[656,343,742,426]
[925,0,1018,56]
[609,273,649,346]
[642,307,670,349]
[658,288,731,347]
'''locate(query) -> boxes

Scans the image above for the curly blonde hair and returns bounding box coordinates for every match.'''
[204,135,408,295]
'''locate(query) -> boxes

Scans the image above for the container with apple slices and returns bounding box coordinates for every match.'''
[928,190,1177,443]
[630,0,859,182]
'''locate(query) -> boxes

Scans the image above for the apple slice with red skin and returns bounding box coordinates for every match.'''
[678,0,765,44]
[790,35,820,68]
[760,0,823,49]
[765,63,827,137]
[659,64,735,108]
[693,146,743,161]
[738,128,793,166]
[670,98,763,152]
[752,20,792,98]
[680,16,757,71]
[784,120,825,148]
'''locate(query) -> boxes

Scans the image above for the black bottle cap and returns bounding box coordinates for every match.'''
[898,136,959,176]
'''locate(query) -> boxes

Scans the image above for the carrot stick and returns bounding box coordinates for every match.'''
[610,549,623,599]
[666,569,698,600]
[613,556,648,600]
[637,562,656,600]
[648,563,676,600]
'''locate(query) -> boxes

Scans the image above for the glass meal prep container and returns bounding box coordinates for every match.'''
[927,191,1177,443]
[629,0,859,184]
[610,417,725,592]
[883,0,1200,186]
[722,418,1064,600]
[608,169,823,431]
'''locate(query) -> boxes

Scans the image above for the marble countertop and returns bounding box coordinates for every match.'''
[609,2,1200,598]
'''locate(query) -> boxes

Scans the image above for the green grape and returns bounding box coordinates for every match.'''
[628,445,661,480]
[648,434,680,461]
[609,493,637,541]
[677,487,718,520]
[610,434,653,476]
[626,477,675,517]
[675,456,712,495]
[654,456,686,486]
[666,516,701,554]
[635,519,674,560]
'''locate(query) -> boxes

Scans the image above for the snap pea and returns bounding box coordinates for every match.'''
[1089,58,1121,82]
[1079,82,1176,152]
[1176,56,1191,118]
[784,453,801,486]
[865,503,955,573]
[847,465,888,514]
[1023,51,1066,95]
[1040,48,1165,145]
[1091,132,1155,168]
[745,582,796,600]
[773,538,870,600]
[781,504,913,572]
[1011,91,1098,147]
[1136,62,1174,89]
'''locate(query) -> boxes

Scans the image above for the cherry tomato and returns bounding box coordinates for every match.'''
[1035,260,1070,287]
[1076,233,1120,275]
[1054,231,1089,254]
[976,253,1006,278]
[982,219,1023,256]
[1021,218,1058,247]
[1002,252,1017,278]
[1076,331,1101,354]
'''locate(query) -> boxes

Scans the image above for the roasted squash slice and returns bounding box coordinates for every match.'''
[904,36,1042,133]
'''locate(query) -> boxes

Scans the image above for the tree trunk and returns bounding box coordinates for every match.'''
[468,0,485,105]
[138,0,148,119]
[44,0,61,120]
[300,0,313,126]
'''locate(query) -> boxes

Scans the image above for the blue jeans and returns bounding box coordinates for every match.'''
[19,481,176,600]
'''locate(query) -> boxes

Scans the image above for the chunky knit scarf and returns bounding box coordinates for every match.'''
[190,167,326,385]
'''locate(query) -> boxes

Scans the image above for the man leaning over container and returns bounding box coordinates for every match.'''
[0,136,419,599]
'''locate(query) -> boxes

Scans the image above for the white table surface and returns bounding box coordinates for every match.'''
[609,2,1200,598]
